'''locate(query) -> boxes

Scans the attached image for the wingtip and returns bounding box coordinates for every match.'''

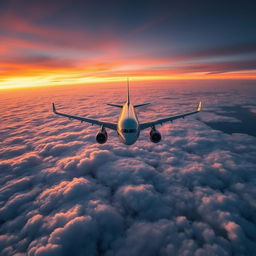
[52,103,56,113]
[197,101,202,112]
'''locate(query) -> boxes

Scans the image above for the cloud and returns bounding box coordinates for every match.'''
[198,112,242,123]
[244,105,256,114]
[0,81,256,255]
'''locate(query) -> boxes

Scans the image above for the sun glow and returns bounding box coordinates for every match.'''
[1,71,256,90]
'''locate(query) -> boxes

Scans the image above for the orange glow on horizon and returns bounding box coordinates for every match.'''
[1,71,256,90]
[1,43,256,90]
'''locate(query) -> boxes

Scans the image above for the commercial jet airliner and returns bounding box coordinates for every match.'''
[52,81,201,145]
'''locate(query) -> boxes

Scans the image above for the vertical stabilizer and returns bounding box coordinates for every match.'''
[127,77,130,105]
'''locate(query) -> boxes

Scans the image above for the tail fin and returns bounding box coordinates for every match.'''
[127,78,130,105]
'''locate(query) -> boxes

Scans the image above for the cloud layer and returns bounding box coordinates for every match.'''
[0,81,256,255]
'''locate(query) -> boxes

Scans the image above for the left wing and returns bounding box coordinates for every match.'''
[140,102,202,130]
[52,103,117,130]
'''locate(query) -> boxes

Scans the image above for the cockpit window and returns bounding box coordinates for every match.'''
[122,129,136,133]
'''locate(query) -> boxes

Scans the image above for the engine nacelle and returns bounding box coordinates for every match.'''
[96,128,108,144]
[150,128,161,143]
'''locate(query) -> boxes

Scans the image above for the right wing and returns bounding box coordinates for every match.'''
[140,102,202,130]
[52,103,117,130]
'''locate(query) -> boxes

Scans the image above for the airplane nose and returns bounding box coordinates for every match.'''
[124,134,137,145]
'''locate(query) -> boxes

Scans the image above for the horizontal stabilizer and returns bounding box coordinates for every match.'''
[107,103,123,108]
[134,103,150,108]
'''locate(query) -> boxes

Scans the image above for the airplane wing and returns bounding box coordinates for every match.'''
[139,102,202,130]
[52,103,117,130]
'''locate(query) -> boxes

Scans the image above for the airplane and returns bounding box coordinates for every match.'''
[52,80,202,145]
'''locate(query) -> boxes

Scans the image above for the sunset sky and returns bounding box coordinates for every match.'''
[0,0,256,89]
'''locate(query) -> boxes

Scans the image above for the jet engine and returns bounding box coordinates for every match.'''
[150,127,161,143]
[96,127,108,144]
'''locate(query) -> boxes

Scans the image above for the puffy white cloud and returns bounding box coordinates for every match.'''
[199,112,242,123]
[0,81,256,255]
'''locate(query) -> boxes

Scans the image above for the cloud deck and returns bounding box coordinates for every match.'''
[0,81,256,255]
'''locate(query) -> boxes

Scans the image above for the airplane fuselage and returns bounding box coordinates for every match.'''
[117,102,140,145]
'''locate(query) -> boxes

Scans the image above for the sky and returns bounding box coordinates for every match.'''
[0,0,256,89]
[0,81,256,255]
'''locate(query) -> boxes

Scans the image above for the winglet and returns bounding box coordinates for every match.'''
[197,101,202,112]
[52,103,56,113]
